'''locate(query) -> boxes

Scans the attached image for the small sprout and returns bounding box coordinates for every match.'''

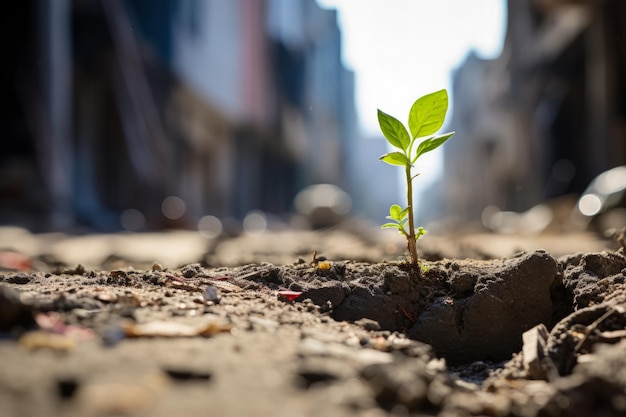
[378,89,455,270]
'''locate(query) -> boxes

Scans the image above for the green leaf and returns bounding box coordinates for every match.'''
[408,89,449,139]
[415,227,428,237]
[381,223,403,230]
[413,132,455,163]
[389,204,403,220]
[379,152,410,166]
[378,110,410,150]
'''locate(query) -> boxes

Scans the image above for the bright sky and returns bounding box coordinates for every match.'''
[316,0,507,199]
[317,0,507,135]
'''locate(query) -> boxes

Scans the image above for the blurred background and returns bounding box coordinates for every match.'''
[0,0,625,258]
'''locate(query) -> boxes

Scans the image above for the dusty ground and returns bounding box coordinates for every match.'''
[1,224,626,417]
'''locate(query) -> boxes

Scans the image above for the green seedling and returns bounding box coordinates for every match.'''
[378,89,455,269]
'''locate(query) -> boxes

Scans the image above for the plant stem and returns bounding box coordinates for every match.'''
[405,164,419,267]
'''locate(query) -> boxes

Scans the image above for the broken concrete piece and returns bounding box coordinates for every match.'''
[522,323,550,380]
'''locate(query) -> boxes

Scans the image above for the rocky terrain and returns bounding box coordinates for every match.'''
[1,225,625,417]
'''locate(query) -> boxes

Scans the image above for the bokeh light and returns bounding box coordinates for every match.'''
[578,194,602,216]
[243,211,267,235]
[161,196,186,220]
[198,215,223,239]
[120,209,145,231]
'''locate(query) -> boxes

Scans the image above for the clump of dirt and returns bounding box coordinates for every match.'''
[227,250,562,363]
[249,251,561,363]
[409,251,560,363]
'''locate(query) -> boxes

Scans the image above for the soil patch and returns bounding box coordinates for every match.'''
[1,239,626,416]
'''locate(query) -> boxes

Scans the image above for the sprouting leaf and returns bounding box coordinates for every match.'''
[377,88,456,268]
[408,89,448,139]
[413,132,455,163]
[378,110,410,150]
[389,204,403,220]
[379,152,410,166]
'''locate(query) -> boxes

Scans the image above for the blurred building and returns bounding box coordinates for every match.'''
[435,0,626,223]
[0,0,360,231]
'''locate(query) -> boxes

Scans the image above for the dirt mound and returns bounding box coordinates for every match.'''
[409,251,559,363]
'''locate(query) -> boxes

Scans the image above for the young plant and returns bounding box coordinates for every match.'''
[378,89,455,268]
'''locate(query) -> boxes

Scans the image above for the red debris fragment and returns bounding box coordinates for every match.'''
[35,312,94,340]
[277,290,302,301]
[212,276,232,281]
[0,251,32,271]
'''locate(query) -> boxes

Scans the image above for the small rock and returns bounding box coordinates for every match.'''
[355,318,381,331]
[181,263,203,278]
[330,262,346,277]
[102,326,126,346]
[203,286,221,304]
[63,264,85,275]
[5,273,31,284]
[522,323,551,380]
[95,291,118,304]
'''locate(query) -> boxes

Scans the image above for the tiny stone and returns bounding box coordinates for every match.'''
[181,263,203,278]
[203,286,221,304]
[356,318,381,331]
[111,270,127,278]
[95,292,118,303]
[6,274,31,284]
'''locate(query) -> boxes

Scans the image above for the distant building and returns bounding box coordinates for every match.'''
[436,0,626,223]
[0,0,361,230]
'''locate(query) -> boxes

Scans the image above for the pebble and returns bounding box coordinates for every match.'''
[203,286,221,304]
[6,273,31,284]
[95,291,118,303]
[355,318,381,331]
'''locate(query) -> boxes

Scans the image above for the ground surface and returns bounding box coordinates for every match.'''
[1,224,626,417]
